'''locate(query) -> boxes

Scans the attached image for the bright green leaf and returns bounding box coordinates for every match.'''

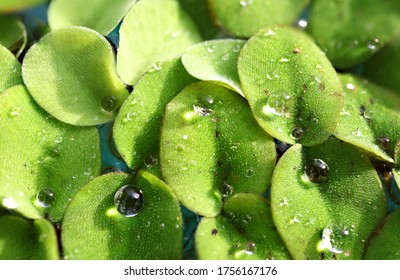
[22,26,128,126]
[271,137,386,260]
[195,193,291,260]
[182,39,245,95]
[334,74,400,163]
[0,44,22,93]
[0,215,58,260]
[0,85,101,222]
[308,0,400,69]
[117,0,202,85]
[364,209,400,260]
[113,58,197,175]
[0,16,27,57]
[238,26,343,146]
[207,0,310,38]
[48,0,137,35]
[62,171,182,260]
[0,0,47,12]
[160,82,276,217]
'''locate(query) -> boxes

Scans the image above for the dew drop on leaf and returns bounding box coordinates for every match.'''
[218,182,234,198]
[341,104,354,115]
[144,155,158,168]
[114,185,144,217]
[290,127,304,140]
[100,96,118,112]
[36,188,55,208]
[244,167,255,178]
[376,136,390,152]
[304,159,329,183]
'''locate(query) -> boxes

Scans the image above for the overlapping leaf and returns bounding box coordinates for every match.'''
[0,44,22,93]
[0,16,27,57]
[0,0,47,12]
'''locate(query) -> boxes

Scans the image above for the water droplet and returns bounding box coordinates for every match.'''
[367,38,380,52]
[321,225,353,254]
[346,83,355,91]
[263,29,276,36]
[245,167,255,178]
[341,104,354,115]
[240,0,252,7]
[243,242,256,255]
[233,45,241,53]
[54,136,63,143]
[222,53,229,61]
[279,198,289,206]
[101,96,117,112]
[376,136,390,151]
[2,197,17,209]
[289,214,302,224]
[193,104,212,116]
[304,159,329,183]
[144,155,158,168]
[207,45,215,53]
[176,144,184,152]
[297,19,308,28]
[153,61,163,71]
[36,188,55,208]
[183,135,188,140]
[290,127,304,140]
[279,57,290,63]
[263,89,291,116]
[114,185,144,217]
[218,182,234,198]
[351,127,362,137]
[9,108,20,117]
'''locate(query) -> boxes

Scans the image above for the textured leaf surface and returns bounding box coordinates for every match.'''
[22,26,128,126]
[334,74,400,163]
[363,35,400,94]
[0,0,47,12]
[207,0,309,38]
[117,0,202,85]
[114,58,197,174]
[62,172,182,260]
[238,26,343,146]
[271,138,386,260]
[195,193,291,260]
[0,16,26,57]
[48,0,137,35]
[160,82,276,217]
[0,216,58,260]
[308,0,400,69]
[0,85,101,221]
[0,44,22,93]
[182,39,245,95]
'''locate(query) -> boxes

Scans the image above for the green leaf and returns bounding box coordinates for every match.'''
[271,137,386,260]
[48,0,137,35]
[182,39,245,95]
[363,35,400,94]
[22,26,128,126]
[334,74,400,163]
[0,0,47,12]
[308,0,400,69]
[364,209,400,259]
[117,0,202,85]
[0,85,101,222]
[195,193,291,260]
[393,140,400,186]
[238,26,343,146]
[0,16,27,57]
[0,44,22,93]
[0,215,59,260]
[113,58,197,174]
[160,82,276,217]
[207,0,310,38]
[61,171,182,260]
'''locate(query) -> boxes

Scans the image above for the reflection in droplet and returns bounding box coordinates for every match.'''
[101,96,118,112]
[244,167,255,178]
[321,225,353,254]
[218,182,234,198]
[36,188,55,208]
[114,185,144,217]
[291,127,304,140]
[341,104,354,116]
[153,61,163,71]
[376,136,390,152]
[263,89,291,116]
[193,105,212,117]
[304,159,329,183]
[144,155,158,168]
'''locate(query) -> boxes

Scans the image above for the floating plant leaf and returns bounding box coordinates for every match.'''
[271,137,386,260]
[178,0,220,40]
[0,0,47,12]
[207,0,310,38]
[195,193,291,260]
[238,26,343,146]
[0,85,101,221]
[364,209,400,259]
[363,35,400,94]
[334,74,400,163]
[22,26,128,126]
[113,58,197,174]
[48,0,137,35]
[0,44,22,93]
[117,0,202,85]
[0,215,58,260]
[393,140,400,187]
[160,82,276,217]
[182,39,245,95]
[0,16,27,57]
[62,171,182,260]
[308,0,400,69]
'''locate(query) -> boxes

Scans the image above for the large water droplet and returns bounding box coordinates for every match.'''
[290,127,304,140]
[114,185,144,217]
[101,96,118,112]
[263,89,291,116]
[218,182,234,198]
[36,188,55,208]
[304,159,329,183]
[193,104,212,117]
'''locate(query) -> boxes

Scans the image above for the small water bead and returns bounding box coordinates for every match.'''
[193,104,212,117]
[279,57,290,63]
[218,182,234,198]
[222,53,229,61]
[144,155,158,168]
[233,45,241,53]
[101,96,118,112]
[290,127,304,140]
[321,225,353,254]
[114,185,144,217]
[376,136,390,151]
[351,127,362,137]
[341,104,354,116]
[367,38,380,52]
[304,159,329,183]
[9,108,20,117]
[244,167,255,178]
[243,242,256,255]
[54,136,63,144]
[36,188,55,208]
[239,0,252,7]
[297,19,308,29]
[207,45,215,53]
[153,61,163,71]
[346,83,355,91]
[263,29,276,36]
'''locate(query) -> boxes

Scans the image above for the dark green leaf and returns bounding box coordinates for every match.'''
[0,16,27,57]
[0,44,22,93]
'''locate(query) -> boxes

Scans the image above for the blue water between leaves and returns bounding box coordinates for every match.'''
[16,3,400,260]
